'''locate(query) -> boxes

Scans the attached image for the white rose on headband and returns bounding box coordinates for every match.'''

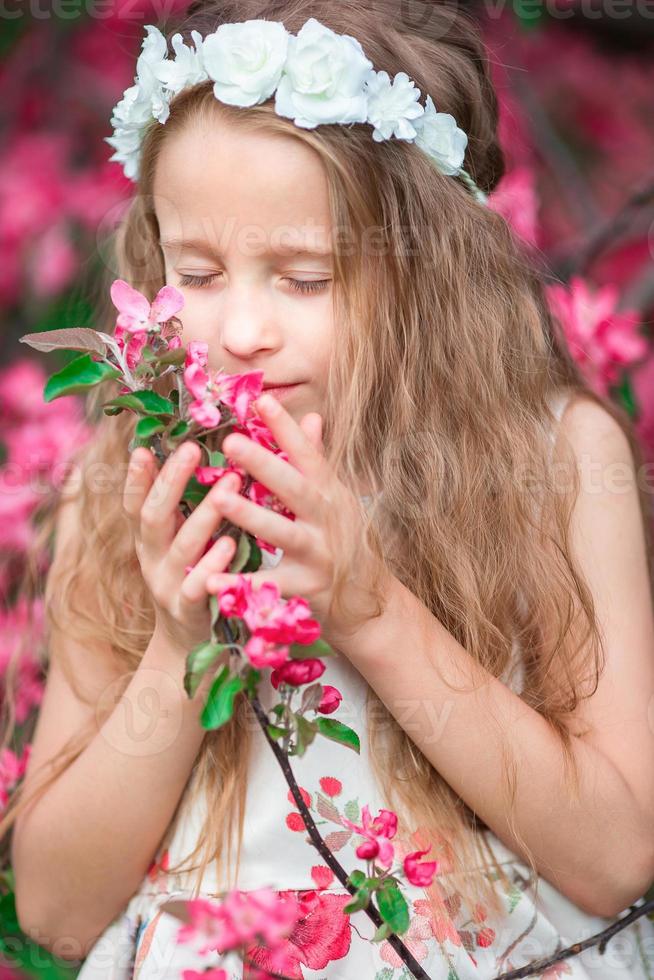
[414,95,468,176]
[155,30,208,95]
[202,20,289,108]
[365,70,425,142]
[275,17,374,129]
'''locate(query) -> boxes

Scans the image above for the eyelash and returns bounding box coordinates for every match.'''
[177,274,330,295]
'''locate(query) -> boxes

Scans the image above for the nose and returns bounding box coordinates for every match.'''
[218,278,281,359]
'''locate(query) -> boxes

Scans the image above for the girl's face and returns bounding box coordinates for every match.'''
[153,117,336,423]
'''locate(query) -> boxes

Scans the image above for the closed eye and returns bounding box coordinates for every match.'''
[177,274,331,295]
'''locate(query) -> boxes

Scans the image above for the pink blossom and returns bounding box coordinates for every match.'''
[28,222,78,298]
[0,744,32,811]
[340,805,398,869]
[403,848,439,887]
[244,634,290,670]
[195,461,246,487]
[317,685,342,714]
[271,658,325,688]
[546,276,648,396]
[487,166,540,247]
[0,597,45,723]
[183,364,265,429]
[185,341,209,369]
[247,477,296,553]
[0,481,41,553]
[176,888,301,957]
[182,970,228,980]
[110,278,184,335]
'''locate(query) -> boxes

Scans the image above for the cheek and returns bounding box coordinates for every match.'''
[177,293,215,346]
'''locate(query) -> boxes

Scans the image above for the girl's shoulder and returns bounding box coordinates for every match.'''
[549,387,635,465]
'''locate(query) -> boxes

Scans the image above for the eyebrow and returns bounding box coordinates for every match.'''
[158,237,333,259]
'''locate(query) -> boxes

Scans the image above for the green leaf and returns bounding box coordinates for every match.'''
[200,668,245,731]
[242,537,262,573]
[291,714,317,757]
[229,531,252,574]
[315,717,360,753]
[348,870,367,889]
[43,353,121,402]
[182,475,211,506]
[377,883,410,935]
[208,450,227,468]
[613,371,638,420]
[103,390,176,416]
[267,724,287,740]
[184,642,230,698]
[169,420,191,441]
[343,886,371,914]
[135,416,166,440]
[209,594,222,634]
[19,327,108,357]
[155,347,187,368]
[288,637,335,660]
[244,668,261,698]
[371,921,392,942]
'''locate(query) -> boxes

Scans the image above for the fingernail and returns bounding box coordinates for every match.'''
[179,443,196,462]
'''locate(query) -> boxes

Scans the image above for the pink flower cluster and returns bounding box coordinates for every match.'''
[546,276,647,396]
[177,887,301,963]
[183,343,296,554]
[341,804,439,886]
[216,576,320,672]
[110,279,184,373]
[0,359,91,724]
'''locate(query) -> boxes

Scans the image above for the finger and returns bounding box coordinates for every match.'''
[300,413,324,454]
[168,471,242,574]
[221,433,322,522]
[140,442,201,558]
[123,448,156,523]
[209,485,300,556]
[180,534,238,604]
[242,394,327,483]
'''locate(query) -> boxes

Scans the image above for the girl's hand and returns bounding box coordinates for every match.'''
[205,394,392,648]
[123,442,242,652]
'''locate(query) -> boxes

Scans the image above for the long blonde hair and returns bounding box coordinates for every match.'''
[3,0,653,925]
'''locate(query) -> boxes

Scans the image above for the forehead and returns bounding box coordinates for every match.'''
[153,118,333,255]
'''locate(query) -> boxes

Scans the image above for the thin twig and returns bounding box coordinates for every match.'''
[504,54,601,231]
[493,900,654,979]
[551,174,654,281]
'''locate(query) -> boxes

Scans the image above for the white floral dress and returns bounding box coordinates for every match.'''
[77,390,654,979]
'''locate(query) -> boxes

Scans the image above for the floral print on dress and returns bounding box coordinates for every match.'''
[283,773,503,977]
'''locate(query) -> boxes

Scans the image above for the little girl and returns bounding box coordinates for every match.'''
[6,1,654,978]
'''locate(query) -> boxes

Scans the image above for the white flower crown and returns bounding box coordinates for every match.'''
[105,16,488,205]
